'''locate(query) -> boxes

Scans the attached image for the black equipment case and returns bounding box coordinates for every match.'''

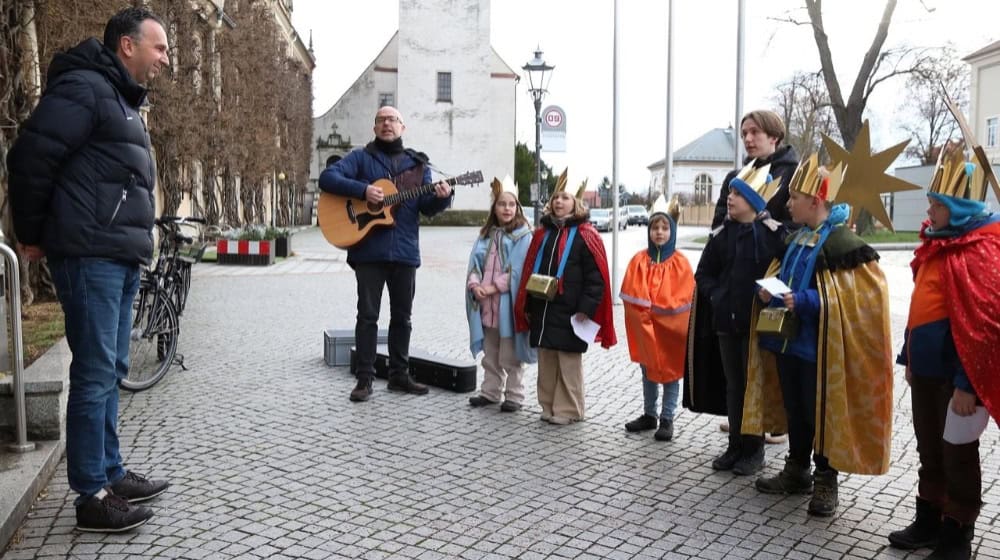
[349,344,477,393]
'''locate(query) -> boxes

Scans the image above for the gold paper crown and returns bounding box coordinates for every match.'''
[649,194,680,223]
[788,153,846,202]
[733,159,782,204]
[551,168,586,199]
[490,175,519,201]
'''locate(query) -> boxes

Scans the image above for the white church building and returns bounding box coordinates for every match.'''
[309,0,517,211]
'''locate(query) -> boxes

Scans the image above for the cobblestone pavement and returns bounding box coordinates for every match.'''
[4,226,1000,560]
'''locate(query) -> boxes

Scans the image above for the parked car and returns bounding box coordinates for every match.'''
[626,205,650,226]
[589,208,626,232]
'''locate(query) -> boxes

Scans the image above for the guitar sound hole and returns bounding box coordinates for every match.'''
[366,201,384,213]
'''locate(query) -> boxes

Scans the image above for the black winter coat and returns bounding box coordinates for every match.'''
[525,215,605,353]
[7,38,156,264]
[695,219,787,335]
[711,145,799,229]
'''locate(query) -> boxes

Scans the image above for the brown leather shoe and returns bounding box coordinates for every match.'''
[349,376,373,402]
[387,374,429,395]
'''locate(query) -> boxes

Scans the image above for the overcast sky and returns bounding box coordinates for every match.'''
[291,0,1000,192]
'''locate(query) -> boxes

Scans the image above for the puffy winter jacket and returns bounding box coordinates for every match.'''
[318,143,451,267]
[8,38,156,265]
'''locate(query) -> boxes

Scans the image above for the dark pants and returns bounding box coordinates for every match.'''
[775,353,835,473]
[354,263,416,380]
[910,374,982,525]
[718,333,763,454]
[49,257,140,503]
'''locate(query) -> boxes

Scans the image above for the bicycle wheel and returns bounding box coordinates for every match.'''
[121,283,179,391]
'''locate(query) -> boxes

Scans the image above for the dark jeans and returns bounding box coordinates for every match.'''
[718,333,763,454]
[774,353,835,473]
[910,374,982,524]
[354,263,416,380]
[49,257,140,502]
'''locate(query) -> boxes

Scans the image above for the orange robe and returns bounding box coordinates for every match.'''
[620,250,694,383]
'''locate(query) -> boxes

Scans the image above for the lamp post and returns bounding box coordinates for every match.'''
[522,48,554,227]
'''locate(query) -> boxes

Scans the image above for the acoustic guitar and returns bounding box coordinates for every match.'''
[318,170,483,249]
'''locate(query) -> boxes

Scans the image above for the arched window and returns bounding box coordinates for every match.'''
[694,173,713,204]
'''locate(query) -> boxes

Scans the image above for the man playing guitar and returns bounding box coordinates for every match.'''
[319,105,454,402]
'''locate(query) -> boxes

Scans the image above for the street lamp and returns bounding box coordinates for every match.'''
[522,47,554,227]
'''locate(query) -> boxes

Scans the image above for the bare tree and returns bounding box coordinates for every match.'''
[899,45,968,165]
[802,0,934,233]
[772,70,840,159]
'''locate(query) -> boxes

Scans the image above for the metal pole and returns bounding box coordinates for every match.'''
[734,0,746,169]
[534,95,543,227]
[664,0,675,200]
[3,242,35,453]
[611,0,620,295]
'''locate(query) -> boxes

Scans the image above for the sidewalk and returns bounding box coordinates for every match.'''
[3,227,997,560]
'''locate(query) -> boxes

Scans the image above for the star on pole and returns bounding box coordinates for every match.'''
[822,120,922,232]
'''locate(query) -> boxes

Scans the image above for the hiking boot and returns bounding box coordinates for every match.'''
[807,469,839,516]
[888,497,942,550]
[712,444,741,471]
[927,518,973,560]
[732,442,765,476]
[500,400,522,412]
[349,375,373,402]
[654,419,674,441]
[75,490,154,533]
[755,456,813,494]
[469,395,498,407]
[109,471,169,503]
[387,374,429,395]
[624,414,657,432]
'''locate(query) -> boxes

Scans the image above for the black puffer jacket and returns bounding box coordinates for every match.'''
[8,38,156,264]
[711,145,799,229]
[524,215,605,353]
[695,219,787,334]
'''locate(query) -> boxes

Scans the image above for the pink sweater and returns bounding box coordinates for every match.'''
[467,230,510,329]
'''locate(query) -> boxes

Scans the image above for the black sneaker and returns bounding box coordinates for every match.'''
[109,471,169,503]
[76,491,154,533]
[387,374,429,395]
[711,445,741,471]
[350,376,373,402]
[469,395,498,407]
[624,414,657,432]
[500,401,522,413]
[654,419,674,441]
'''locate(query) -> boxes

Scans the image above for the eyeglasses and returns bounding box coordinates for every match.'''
[375,116,401,124]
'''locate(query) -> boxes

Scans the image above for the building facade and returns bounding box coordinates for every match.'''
[310,0,517,211]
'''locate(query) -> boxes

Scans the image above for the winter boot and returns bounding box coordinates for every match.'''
[887,497,942,550]
[926,517,973,560]
[712,439,741,471]
[732,437,765,476]
[349,374,374,402]
[654,418,674,441]
[807,469,839,516]
[755,456,813,495]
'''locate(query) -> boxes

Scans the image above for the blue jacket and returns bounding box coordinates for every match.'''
[8,38,156,265]
[318,144,452,267]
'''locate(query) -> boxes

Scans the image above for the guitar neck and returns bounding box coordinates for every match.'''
[384,177,458,206]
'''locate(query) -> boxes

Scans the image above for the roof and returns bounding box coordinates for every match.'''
[963,39,1000,62]
[647,127,736,169]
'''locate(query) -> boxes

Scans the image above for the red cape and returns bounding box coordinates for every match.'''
[515,222,616,349]
[912,219,1000,424]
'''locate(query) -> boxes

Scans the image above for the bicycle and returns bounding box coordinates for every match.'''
[121,216,206,392]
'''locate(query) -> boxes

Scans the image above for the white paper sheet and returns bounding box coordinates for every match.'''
[571,314,600,344]
[755,277,792,296]
[943,403,990,445]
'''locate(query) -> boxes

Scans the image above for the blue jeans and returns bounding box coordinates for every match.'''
[50,257,140,502]
[641,365,679,421]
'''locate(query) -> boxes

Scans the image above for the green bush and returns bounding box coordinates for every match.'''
[419,209,490,226]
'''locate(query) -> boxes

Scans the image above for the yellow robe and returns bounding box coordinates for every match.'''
[621,251,694,383]
[742,259,893,475]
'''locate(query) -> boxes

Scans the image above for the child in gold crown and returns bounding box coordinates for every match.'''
[742,154,894,518]
[887,147,1000,560]
[514,171,615,425]
[465,176,536,412]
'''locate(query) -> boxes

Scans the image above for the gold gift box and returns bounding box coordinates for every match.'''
[526,273,558,301]
[756,307,799,339]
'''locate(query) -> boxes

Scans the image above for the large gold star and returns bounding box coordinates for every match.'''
[822,120,922,232]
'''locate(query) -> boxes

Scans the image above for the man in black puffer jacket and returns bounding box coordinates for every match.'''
[7,7,171,533]
[711,110,799,229]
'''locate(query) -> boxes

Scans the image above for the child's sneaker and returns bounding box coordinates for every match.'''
[654,419,674,441]
[624,414,657,432]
